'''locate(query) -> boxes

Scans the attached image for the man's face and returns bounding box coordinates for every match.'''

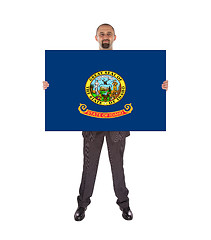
[95,25,116,50]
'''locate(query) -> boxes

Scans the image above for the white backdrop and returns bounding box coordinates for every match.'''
[0,0,211,239]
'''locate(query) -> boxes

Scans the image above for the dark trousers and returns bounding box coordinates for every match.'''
[77,131,129,209]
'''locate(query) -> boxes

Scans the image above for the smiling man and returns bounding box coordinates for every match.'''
[95,24,116,50]
[43,23,168,221]
[74,24,134,222]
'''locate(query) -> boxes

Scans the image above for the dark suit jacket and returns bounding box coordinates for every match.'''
[82,131,130,142]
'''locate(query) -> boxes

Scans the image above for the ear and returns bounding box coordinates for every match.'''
[114,35,116,41]
[95,35,98,41]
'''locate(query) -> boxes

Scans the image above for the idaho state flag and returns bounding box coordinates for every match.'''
[45,50,166,131]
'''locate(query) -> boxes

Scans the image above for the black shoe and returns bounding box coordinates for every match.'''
[74,207,86,221]
[121,207,133,220]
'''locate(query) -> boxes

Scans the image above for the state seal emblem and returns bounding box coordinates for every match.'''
[85,71,126,105]
[78,70,133,119]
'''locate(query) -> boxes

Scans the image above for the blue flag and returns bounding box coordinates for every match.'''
[45,50,166,131]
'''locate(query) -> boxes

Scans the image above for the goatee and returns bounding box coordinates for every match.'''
[102,43,110,49]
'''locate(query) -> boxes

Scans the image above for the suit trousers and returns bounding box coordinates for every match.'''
[77,131,129,209]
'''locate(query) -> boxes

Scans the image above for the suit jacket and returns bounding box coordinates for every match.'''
[82,131,130,142]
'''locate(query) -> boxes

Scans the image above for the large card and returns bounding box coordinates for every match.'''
[45,50,166,131]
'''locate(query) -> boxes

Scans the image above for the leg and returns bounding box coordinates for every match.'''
[106,133,129,209]
[77,132,105,208]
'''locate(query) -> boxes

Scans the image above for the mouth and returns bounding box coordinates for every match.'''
[101,39,110,49]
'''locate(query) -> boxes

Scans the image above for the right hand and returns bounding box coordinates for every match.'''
[43,81,49,90]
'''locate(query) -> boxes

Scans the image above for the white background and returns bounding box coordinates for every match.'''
[0,0,211,239]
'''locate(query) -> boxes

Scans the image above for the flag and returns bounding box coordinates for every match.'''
[45,50,166,131]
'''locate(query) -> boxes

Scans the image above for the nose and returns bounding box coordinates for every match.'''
[102,35,108,39]
[102,34,110,39]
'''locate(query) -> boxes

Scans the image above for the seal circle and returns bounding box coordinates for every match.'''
[85,70,126,106]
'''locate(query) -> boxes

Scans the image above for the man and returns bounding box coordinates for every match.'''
[43,23,168,221]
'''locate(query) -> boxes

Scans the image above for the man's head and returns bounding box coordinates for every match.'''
[95,23,116,50]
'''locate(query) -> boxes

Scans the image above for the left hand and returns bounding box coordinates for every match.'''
[162,80,168,91]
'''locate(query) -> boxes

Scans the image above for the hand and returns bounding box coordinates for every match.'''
[162,80,168,91]
[43,81,49,90]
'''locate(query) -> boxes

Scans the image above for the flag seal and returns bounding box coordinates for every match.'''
[85,70,126,106]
